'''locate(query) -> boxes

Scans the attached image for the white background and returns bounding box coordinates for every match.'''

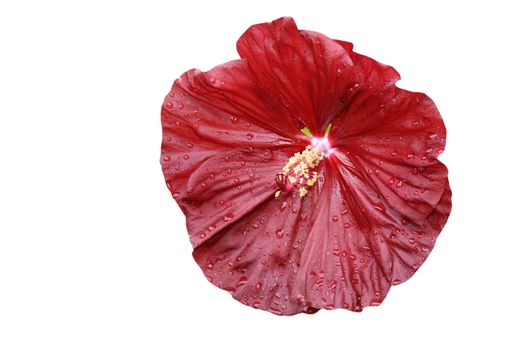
[1,1,526,349]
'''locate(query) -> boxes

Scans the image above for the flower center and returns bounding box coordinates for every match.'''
[275,134,333,198]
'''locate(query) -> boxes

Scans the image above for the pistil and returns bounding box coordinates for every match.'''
[275,130,333,198]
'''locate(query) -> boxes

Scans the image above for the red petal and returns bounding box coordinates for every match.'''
[331,86,448,224]
[162,59,306,202]
[291,170,451,310]
[237,17,362,134]
[178,148,290,249]
[192,192,321,315]
[335,39,400,90]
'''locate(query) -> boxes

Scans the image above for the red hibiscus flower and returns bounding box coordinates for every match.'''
[161,17,451,315]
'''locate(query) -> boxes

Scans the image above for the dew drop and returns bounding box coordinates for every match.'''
[275,229,284,239]
[233,178,240,185]
[223,213,234,222]
[332,215,338,222]
[183,155,189,160]
[246,133,254,141]
[279,202,288,212]
[177,103,184,109]
[396,180,403,188]
[255,282,263,292]
[370,300,382,306]
[393,279,401,285]
[208,224,216,232]
[373,202,386,212]
[252,301,261,309]
[236,276,248,288]
[165,101,173,109]
[186,143,193,148]
[162,155,171,162]
[205,261,214,270]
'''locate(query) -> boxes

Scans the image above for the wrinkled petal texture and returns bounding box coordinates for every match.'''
[161,17,451,315]
[237,17,363,134]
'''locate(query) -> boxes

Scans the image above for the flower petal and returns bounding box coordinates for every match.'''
[176,148,290,249]
[162,59,309,203]
[335,39,400,90]
[191,190,323,315]
[331,86,448,224]
[237,17,362,133]
[292,163,451,311]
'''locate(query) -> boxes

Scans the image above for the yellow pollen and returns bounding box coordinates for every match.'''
[275,144,326,198]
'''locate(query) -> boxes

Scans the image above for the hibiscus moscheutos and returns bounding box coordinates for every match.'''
[161,17,451,315]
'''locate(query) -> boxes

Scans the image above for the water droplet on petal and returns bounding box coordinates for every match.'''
[236,276,248,288]
[162,155,171,162]
[275,229,284,238]
[165,101,173,109]
[223,213,234,222]
[373,202,386,212]
[246,133,254,141]
[186,143,193,148]
[332,215,338,222]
